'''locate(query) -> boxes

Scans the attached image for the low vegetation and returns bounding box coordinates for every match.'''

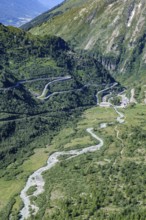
[2,104,145,219]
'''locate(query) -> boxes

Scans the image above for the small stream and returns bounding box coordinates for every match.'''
[19,128,104,220]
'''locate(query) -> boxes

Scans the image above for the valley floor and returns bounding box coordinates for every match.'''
[1,103,146,219]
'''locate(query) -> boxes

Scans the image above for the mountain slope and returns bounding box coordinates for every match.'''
[22,0,146,85]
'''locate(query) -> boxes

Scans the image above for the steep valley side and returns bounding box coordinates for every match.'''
[22,0,146,87]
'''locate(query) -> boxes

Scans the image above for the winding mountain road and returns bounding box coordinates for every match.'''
[38,85,87,100]
[96,82,118,104]
[0,77,65,91]
[37,76,71,99]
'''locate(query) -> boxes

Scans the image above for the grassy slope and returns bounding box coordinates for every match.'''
[23,0,146,86]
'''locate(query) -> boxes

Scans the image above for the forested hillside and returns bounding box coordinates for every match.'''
[0,23,116,177]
